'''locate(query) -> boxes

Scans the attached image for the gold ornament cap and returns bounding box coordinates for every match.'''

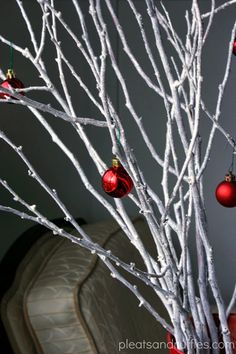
[225,172,236,182]
[6,69,15,79]
[112,157,121,168]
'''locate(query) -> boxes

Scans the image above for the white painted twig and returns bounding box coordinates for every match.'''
[0,1,236,352]
[0,86,107,127]
[227,284,236,317]
[202,0,236,19]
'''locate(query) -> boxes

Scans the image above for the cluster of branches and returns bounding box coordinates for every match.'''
[0,1,236,353]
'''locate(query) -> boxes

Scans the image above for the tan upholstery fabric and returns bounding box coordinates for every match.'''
[1,231,60,354]
[2,218,169,354]
[79,218,168,354]
[24,220,119,354]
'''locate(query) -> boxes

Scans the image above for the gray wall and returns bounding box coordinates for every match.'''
[0,1,235,304]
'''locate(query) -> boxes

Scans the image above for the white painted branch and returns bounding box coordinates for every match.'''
[0,176,175,299]
[199,20,236,178]
[0,87,107,127]
[102,257,174,334]
[16,0,39,54]
[0,1,236,352]
[0,175,178,336]
[203,0,216,44]
[227,284,236,317]
[202,1,236,19]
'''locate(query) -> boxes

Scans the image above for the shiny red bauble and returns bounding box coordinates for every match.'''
[215,172,236,208]
[233,38,236,56]
[0,69,24,100]
[102,157,133,198]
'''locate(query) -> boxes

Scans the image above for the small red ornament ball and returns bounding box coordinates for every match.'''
[233,38,236,56]
[102,157,133,198]
[0,69,24,100]
[215,172,236,208]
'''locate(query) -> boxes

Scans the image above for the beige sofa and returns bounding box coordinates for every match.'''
[1,218,168,353]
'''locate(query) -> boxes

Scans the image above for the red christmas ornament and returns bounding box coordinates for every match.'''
[102,157,133,198]
[215,172,236,207]
[0,69,24,100]
[233,38,236,56]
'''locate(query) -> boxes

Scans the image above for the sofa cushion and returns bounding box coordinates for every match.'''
[79,217,168,353]
[1,230,60,354]
[24,219,120,354]
[2,218,168,354]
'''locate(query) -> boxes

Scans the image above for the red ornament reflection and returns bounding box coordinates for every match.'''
[102,157,133,198]
[215,172,236,208]
[0,69,24,100]
[233,38,236,56]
